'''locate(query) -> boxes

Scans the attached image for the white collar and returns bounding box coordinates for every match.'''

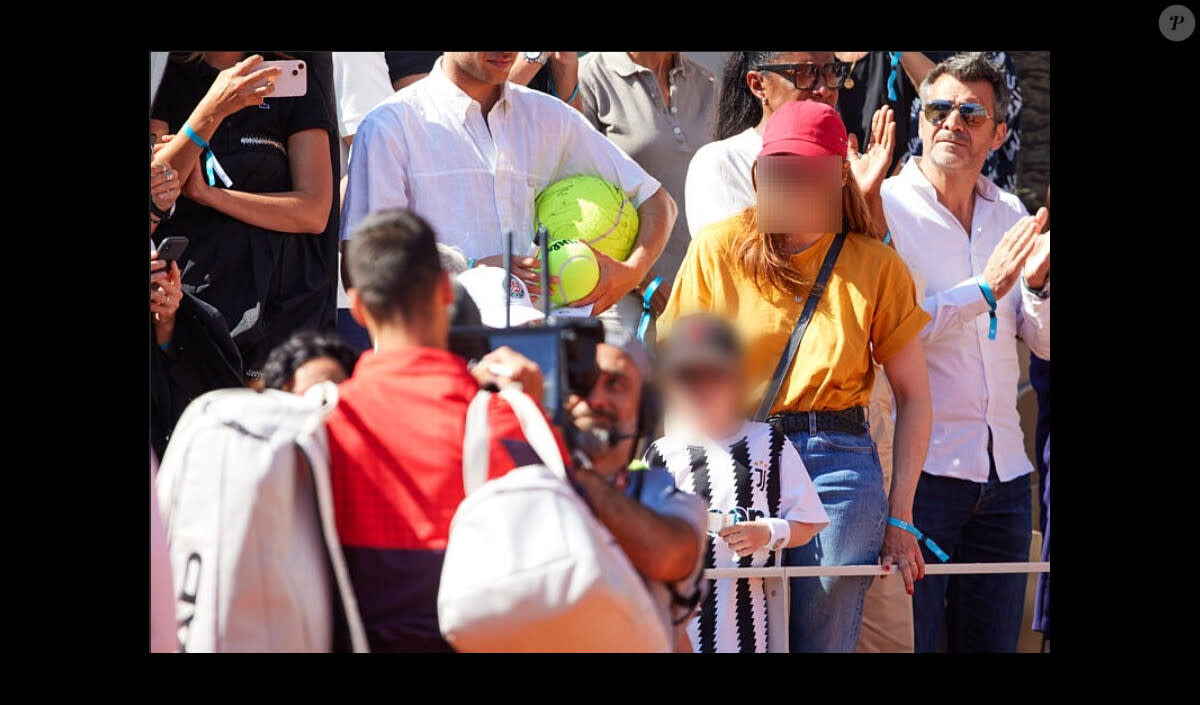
[898,157,999,204]
[427,56,511,121]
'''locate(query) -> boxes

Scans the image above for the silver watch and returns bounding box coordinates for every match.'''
[523,52,549,66]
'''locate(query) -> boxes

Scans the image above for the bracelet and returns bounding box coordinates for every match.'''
[467,257,476,270]
[150,198,172,221]
[764,517,791,551]
[635,275,664,344]
[158,339,172,351]
[975,275,998,340]
[886,52,903,102]
[882,230,892,246]
[182,123,232,188]
[887,517,950,562]
[547,74,580,105]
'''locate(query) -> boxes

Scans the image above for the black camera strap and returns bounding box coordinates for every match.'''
[753,231,847,422]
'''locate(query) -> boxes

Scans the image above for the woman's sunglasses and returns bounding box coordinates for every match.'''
[922,100,994,128]
[755,61,851,91]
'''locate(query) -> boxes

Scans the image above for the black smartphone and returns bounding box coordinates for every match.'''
[155,236,188,269]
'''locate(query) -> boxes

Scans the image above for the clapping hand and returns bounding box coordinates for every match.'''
[982,207,1049,299]
[847,105,896,198]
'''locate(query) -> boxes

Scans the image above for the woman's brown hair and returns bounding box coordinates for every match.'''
[737,164,879,297]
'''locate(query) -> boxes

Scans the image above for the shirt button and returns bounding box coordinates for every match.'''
[673,126,682,135]
[670,106,678,114]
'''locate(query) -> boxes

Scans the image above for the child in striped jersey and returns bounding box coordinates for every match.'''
[646,314,829,653]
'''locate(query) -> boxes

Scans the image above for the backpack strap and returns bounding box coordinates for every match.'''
[461,387,567,496]
[462,391,494,495]
[297,381,370,653]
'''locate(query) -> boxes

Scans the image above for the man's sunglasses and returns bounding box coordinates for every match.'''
[755,61,851,91]
[922,100,994,128]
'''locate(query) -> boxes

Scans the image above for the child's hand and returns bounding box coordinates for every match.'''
[718,521,771,558]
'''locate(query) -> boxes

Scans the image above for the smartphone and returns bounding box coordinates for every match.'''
[255,59,307,98]
[155,236,189,270]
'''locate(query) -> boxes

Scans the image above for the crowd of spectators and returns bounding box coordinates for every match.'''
[150,50,1050,653]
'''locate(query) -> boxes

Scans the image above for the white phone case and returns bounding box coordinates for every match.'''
[257,59,307,98]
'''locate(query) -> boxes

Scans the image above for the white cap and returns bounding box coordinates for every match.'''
[456,266,546,328]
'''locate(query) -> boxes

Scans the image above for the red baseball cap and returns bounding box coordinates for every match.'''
[758,100,848,159]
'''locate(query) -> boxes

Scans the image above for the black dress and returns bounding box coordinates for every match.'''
[152,53,339,378]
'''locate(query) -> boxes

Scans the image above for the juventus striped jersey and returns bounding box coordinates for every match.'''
[646,421,829,653]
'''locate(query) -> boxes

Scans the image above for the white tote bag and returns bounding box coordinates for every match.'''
[437,387,671,653]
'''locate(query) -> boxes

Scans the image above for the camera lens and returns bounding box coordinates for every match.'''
[292,69,299,76]
[297,62,304,70]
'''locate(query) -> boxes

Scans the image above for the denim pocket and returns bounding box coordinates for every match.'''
[814,431,877,454]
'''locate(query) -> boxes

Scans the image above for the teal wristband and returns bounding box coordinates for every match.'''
[636,276,664,344]
[886,52,903,101]
[158,339,171,351]
[887,517,950,562]
[467,258,476,270]
[182,123,209,150]
[182,123,231,188]
[882,230,892,246]
[975,275,998,340]
[564,82,579,104]
[547,74,580,104]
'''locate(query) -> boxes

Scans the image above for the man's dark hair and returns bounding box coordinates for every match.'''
[261,330,360,390]
[920,52,1010,125]
[345,209,443,322]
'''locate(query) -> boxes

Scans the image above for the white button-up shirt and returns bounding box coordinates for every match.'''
[881,159,1050,484]
[341,57,662,260]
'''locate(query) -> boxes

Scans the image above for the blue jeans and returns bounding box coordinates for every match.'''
[784,428,887,653]
[911,463,1032,652]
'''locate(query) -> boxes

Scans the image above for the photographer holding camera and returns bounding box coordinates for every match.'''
[457,272,707,651]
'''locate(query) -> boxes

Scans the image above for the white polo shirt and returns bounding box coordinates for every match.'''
[881,158,1050,484]
[341,57,662,260]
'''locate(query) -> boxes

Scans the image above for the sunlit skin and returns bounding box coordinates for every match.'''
[284,356,349,395]
[747,51,840,131]
[565,343,642,477]
[917,74,1006,176]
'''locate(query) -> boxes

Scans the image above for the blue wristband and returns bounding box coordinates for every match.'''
[887,517,950,562]
[882,230,892,246]
[181,123,232,188]
[886,52,903,102]
[636,276,664,344]
[158,340,172,351]
[467,258,476,270]
[547,74,580,105]
[564,82,579,104]
[975,275,998,340]
[182,123,209,150]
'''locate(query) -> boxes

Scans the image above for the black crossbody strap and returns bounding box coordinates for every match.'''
[754,232,847,422]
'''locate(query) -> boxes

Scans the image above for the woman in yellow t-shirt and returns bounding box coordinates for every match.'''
[658,100,932,653]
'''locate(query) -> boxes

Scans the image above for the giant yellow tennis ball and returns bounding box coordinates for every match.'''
[538,238,600,306]
[535,175,639,262]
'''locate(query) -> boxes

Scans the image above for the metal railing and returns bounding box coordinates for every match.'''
[701,562,1049,652]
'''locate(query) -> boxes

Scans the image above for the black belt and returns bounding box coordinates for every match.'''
[767,407,870,435]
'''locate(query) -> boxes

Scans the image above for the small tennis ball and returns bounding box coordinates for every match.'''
[538,239,600,306]
[535,175,639,262]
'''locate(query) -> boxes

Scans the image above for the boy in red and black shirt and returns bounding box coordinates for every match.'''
[328,209,567,652]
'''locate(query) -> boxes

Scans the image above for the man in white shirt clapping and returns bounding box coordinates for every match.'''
[880,53,1050,653]
[341,52,677,326]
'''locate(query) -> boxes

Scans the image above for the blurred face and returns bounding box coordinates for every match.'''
[663,363,744,440]
[756,154,847,233]
[748,51,840,113]
[565,343,643,476]
[285,356,348,395]
[445,52,518,86]
[918,74,1007,175]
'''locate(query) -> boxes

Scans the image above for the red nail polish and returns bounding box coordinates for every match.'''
[907,588,914,595]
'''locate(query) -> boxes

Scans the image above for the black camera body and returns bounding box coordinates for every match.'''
[449,317,604,426]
